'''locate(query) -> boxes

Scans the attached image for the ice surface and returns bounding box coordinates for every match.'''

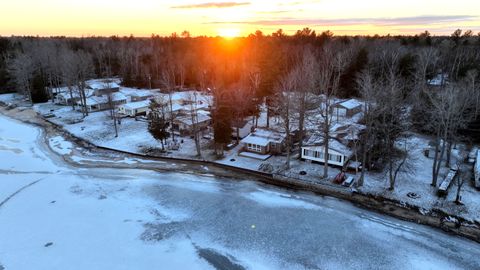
[1,112,480,270]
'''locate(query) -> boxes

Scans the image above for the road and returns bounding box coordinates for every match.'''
[0,113,479,270]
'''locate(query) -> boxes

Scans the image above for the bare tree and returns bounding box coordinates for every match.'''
[8,52,35,105]
[186,91,202,157]
[425,82,475,186]
[160,66,178,142]
[105,92,119,138]
[314,44,348,179]
[355,69,376,187]
[295,46,317,158]
[61,49,94,116]
[276,65,299,169]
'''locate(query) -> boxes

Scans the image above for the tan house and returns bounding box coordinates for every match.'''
[241,128,286,155]
[172,113,211,136]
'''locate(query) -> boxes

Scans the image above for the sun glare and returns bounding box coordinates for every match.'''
[218,28,241,39]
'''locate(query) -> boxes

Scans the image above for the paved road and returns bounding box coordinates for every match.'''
[0,114,479,270]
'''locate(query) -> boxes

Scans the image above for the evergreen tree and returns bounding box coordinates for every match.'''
[148,100,170,151]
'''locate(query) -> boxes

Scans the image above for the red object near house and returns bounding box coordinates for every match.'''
[333,172,346,184]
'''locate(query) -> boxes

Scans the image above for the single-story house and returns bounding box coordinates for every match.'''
[87,79,121,96]
[241,128,286,155]
[54,87,95,105]
[172,113,211,136]
[332,99,362,119]
[77,92,127,112]
[118,100,151,117]
[120,88,157,102]
[301,135,352,167]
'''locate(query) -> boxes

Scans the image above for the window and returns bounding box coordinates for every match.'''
[247,144,262,152]
[314,151,325,159]
[328,154,343,163]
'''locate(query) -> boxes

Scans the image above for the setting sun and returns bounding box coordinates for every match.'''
[217,28,241,39]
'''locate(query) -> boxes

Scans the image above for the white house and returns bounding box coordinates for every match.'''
[241,128,286,155]
[118,100,151,117]
[120,88,157,102]
[77,92,127,112]
[301,135,352,167]
[54,86,94,105]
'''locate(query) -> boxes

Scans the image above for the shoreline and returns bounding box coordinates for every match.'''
[1,104,479,244]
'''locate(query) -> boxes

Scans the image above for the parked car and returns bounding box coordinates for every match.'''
[333,172,346,184]
[343,176,355,187]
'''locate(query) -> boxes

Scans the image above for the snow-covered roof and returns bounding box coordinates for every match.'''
[120,100,151,110]
[336,99,362,110]
[83,92,127,106]
[304,134,352,156]
[55,87,94,99]
[86,78,121,90]
[175,114,211,125]
[332,123,366,141]
[120,88,157,98]
[241,128,286,146]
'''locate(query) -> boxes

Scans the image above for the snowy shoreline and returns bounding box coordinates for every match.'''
[1,104,479,243]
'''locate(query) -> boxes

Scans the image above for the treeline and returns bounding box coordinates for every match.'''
[0,29,479,97]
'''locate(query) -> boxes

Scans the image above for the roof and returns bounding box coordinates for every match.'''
[241,128,286,146]
[175,114,211,125]
[120,100,151,110]
[332,123,366,141]
[303,134,352,156]
[55,87,94,99]
[120,88,157,98]
[336,99,362,110]
[83,92,127,106]
[86,78,121,90]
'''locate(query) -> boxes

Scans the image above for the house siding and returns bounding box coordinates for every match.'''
[301,147,347,167]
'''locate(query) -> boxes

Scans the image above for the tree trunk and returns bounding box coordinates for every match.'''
[323,134,329,179]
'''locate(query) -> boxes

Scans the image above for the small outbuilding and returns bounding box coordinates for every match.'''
[332,99,362,119]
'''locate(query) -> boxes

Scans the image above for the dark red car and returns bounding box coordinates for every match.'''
[333,172,346,184]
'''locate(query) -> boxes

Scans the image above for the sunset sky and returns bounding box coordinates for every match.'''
[1,0,479,37]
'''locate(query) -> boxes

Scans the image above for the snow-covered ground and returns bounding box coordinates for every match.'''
[34,101,210,159]
[1,110,480,269]
[10,94,476,223]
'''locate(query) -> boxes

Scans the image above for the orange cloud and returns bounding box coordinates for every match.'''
[171,2,250,9]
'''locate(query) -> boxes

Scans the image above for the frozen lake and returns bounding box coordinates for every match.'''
[0,114,479,270]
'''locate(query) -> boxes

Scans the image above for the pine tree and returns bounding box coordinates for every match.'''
[148,100,170,151]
